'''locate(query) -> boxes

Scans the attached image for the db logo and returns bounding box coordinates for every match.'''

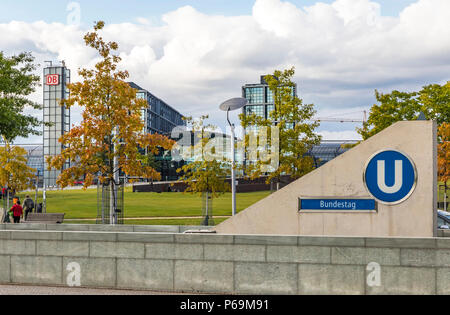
[363,150,417,205]
[46,74,59,86]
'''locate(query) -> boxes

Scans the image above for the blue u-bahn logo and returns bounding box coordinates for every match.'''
[363,150,417,204]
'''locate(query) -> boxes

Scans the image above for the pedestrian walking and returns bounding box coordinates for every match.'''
[11,200,23,224]
[23,195,34,221]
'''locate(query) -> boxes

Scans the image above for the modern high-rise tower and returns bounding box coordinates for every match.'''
[43,62,71,187]
[241,75,297,121]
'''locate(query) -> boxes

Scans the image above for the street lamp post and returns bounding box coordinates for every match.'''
[219,97,248,216]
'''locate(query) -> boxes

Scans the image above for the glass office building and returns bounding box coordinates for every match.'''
[43,64,71,187]
[128,82,186,181]
[242,75,297,121]
[241,75,297,167]
[129,82,185,135]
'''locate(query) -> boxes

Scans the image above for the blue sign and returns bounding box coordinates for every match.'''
[364,150,417,204]
[299,198,376,211]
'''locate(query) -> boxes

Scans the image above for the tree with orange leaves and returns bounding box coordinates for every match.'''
[438,122,450,207]
[0,139,36,219]
[47,21,174,223]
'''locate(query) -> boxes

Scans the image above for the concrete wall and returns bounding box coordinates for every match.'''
[214,121,437,237]
[0,223,211,233]
[1,228,450,294]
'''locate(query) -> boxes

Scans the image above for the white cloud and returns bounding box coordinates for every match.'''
[319,130,362,140]
[2,0,449,144]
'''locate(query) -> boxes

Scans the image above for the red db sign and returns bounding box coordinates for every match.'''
[46,74,59,86]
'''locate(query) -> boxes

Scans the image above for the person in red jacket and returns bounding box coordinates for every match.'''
[11,200,23,223]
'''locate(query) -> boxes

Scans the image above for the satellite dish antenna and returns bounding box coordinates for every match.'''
[219,97,248,112]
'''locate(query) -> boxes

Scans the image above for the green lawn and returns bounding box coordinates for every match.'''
[16,188,271,223]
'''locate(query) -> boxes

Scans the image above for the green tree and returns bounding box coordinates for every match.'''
[358,82,450,140]
[0,51,44,142]
[176,116,230,224]
[139,152,161,188]
[239,67,321,186]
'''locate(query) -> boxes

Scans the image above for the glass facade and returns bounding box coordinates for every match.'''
[130,82,186,181]
[43,66,70,187]
[131,82,185,135]
[306,141,358,167]
[242,75,297,168]
[242,76,297,121]
[245,87,264,104]
[245,105,265,118]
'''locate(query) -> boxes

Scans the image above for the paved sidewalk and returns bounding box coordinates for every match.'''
[0,284,183,295]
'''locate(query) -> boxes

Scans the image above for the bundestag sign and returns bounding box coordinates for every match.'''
[299,198,377,211]
[299,149,417,211]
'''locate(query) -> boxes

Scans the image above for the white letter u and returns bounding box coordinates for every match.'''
[377,160,402,194]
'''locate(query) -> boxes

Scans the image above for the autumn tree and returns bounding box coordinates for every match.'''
[0,51,45,142]
[176,116,230,224]
[239,67,321,188]
[47,21,174,223]
[438,122,450,207]
[0,140,36,216]
[358,82,450,140]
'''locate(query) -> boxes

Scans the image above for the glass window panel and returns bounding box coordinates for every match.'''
[245,87,264,104]
[245,105,264,118]
[266,88,273,103]
[266,105,275,118]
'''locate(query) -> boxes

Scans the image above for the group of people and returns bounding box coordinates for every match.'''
[2,195,35,224]
[0,187,15,200]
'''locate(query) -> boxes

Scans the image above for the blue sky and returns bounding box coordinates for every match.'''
[0,0,418,24]
[1,0,449,143]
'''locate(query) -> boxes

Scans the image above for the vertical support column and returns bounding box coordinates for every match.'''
[433,120,438,237]
[231,123,236,216]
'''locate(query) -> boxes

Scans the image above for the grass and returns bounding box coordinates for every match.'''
[16,181,446,225]
[16,187,271,224]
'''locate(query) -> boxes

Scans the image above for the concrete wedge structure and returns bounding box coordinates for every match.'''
[214,120,437,237]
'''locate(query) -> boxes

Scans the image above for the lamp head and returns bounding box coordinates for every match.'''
[219,97,248,112]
